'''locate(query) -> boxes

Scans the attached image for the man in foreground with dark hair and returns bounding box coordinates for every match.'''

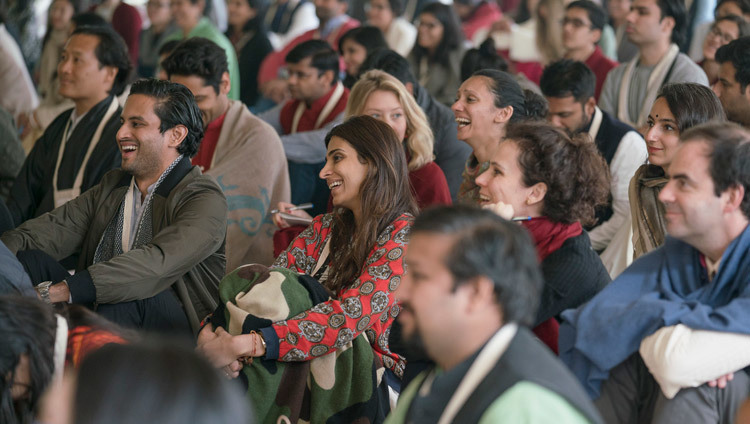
[714,36,750,127]
[358,48,471,200]
[598,0,708,128]
[562,123,750,423]
[6,25,132,226]
[1,79,228,335]
[388,205,602,423]
[541,60,646,276]
[163,37,290,269]
[259,40,348,215]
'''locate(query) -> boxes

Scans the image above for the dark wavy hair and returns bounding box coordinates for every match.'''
[129,79,204,158]
[471,69,529,121]
[505,122,610,225]
[681,123,750,218]
[162,38,229,95]
[324,116,418,293]
[72,25,133,96]
[413,2,464,68]
[412,205,543,326]
[338,26,388,55]
[656,83,726,132]
[716,36,750,92]
[540,59,596,103]
[286,39,341,85]
[0,296,56,424]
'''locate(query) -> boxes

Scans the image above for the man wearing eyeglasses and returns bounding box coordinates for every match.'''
[259,40,349,216]
[562,0,619,101]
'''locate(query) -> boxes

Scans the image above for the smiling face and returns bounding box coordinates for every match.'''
[341,38,368,77]
[362,89,408,140]
[319,136,370,217]
[117,94,183,184]
[625,0,673,46]
[644,97,680,169]
[475,140,541,217]
[169,73,230,127]
[703,20,740,61]
[367,0,394,32]
[417,12,444,52]
[658,141,726,247]
[451,76,508,152]
[57,34,117,105]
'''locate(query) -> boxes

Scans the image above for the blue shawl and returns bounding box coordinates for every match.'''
[560,224,750,398]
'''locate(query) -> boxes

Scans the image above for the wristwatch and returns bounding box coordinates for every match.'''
[36,280,54,304]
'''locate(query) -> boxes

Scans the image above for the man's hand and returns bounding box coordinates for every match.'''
[707,373,734,389]
[196,322,218,347]
[196,326,241,368]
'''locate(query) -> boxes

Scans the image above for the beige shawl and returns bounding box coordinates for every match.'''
[629,164,669,259]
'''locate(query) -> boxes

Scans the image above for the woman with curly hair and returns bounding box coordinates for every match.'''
[476,121,611,352]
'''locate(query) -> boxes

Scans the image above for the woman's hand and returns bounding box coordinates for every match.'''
[483,201,515,220]
[196,327,241,369]
[196,322,217,347]
[272,201,314,229]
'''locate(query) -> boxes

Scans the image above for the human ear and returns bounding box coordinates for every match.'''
[526,182,548,206]
[220,72,231,96]
[493,105,514,124]
[168,124,188,149]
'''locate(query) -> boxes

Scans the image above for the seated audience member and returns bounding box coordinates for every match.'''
[1,79,227,334]
[714,36,750,127]
[562,123,750,424]
[453,0,502,41]
[699,16,750,85]
[366,0,416,57]
[599,0,709,128]
[688,0,750,61]
[0,296,129,424]
[338,26,388,88]
[138,0,176,77]
[541,60,646,275]
[6,26,130,226]
[68,342,252,424]
[197,116,417,421]
[259,40,348,217]
[453,70,539,203]
[0,16,39,122]
[347,70,451,207]
[631,83,726,258]
[409,3,467,106]
[609,0,638,61]
[476,122,611,352]
[264,0,319,50]
[91,0,142,68]
[163,38,290,269]
[226,0,273,108]
[562,1,619,100]
[358,49,471,199]
[460,38,542,94]
[0,108,24,202]
[164,0,240,100]
[258,0,359,104]
[387,205,603,423]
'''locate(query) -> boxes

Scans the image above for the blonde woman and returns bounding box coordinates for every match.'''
[347,69,452,208]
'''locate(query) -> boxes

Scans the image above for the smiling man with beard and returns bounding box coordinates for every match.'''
[1,79,227,335]
[388,205,602,424]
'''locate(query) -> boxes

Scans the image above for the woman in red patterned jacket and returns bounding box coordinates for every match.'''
[198,115,418,383]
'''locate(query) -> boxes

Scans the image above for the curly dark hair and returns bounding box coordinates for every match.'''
[162,37,229,95]
[505,122,610,225]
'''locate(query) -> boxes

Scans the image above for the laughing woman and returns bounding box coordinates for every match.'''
[476,122,611,352]
[197,115,418,421]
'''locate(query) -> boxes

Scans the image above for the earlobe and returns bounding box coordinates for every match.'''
[169,125,189,149]
[494,106,514,124]
[724,184,745,213]
[527,182,548,206]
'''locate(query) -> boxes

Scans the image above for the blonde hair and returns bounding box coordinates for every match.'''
[346,70,435,171]
[536,0,565,64]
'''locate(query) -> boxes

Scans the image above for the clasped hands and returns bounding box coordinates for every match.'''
[196,323,267,379]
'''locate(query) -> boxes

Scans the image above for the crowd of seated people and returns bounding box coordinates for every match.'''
[3,0,750,422]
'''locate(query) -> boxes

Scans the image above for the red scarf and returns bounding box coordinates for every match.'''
[521,217,582,355]
[521,217,583,261]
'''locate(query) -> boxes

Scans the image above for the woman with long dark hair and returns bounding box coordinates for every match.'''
[408,2,466,105]
[338,26,388,89]
[226,0,273,108]
[197,115,418,420]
